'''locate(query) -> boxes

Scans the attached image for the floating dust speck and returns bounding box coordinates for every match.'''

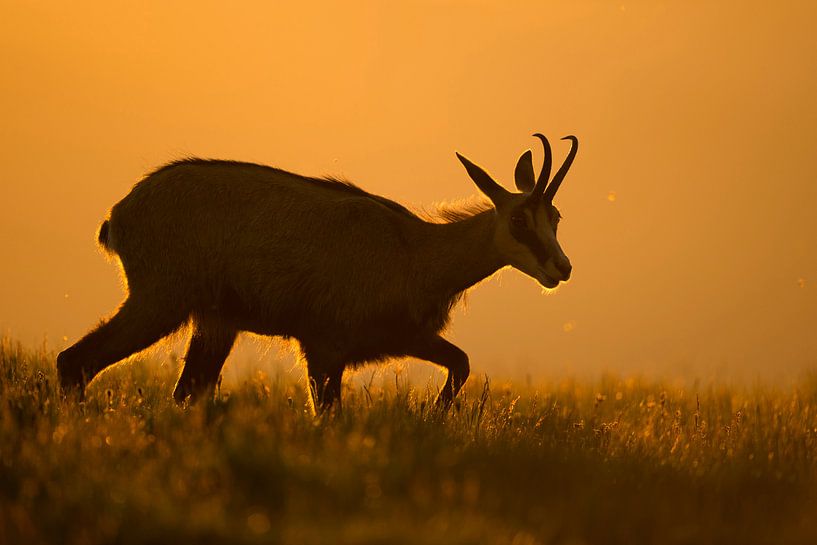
[798,277,806,289]
[563,320,576,333]
[607,191,617,202]
[364,472,383,503]
[247,512,271,535]
[511,531,538,545]
[52,425,67,444]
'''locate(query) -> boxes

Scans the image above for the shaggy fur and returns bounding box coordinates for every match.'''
[57,137,577,410]
[57,159,506,408]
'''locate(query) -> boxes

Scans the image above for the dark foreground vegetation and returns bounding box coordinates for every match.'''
[1,338,816,545]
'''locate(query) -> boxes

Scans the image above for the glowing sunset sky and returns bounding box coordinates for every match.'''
[1,2,815,380]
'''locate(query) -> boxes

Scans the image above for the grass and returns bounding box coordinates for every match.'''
[1,337,817,544]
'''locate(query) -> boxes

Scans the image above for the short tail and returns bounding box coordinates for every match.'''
[97,220,114,253]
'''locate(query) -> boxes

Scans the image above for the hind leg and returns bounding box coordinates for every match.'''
[57,296,188,397]
[173,315,237,405]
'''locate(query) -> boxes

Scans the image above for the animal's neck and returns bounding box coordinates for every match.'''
[415,211,505,297]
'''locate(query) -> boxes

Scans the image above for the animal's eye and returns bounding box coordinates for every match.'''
[511,215,527,229]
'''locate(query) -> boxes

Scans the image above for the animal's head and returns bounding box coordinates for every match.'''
[456,134,578,289]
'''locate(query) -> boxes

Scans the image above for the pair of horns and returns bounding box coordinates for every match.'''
[456,134,578,205]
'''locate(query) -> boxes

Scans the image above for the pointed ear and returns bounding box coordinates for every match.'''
[455,152,511,206]
[514,149,535,193]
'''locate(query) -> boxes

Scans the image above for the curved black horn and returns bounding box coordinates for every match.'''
[530,133,553,197]
[543,136,578,202]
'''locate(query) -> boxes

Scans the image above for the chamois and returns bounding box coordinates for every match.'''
[57,134,578,409]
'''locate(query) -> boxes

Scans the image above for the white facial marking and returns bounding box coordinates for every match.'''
[494,196,569,290]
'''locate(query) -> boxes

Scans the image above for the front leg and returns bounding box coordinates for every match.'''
[408,335,470,408]
[301,343,345,414]
[307,364,344,413]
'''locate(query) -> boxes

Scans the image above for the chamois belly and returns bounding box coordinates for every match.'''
[218,283,452,364]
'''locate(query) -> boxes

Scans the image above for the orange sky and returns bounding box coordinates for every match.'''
[1,1,816,382]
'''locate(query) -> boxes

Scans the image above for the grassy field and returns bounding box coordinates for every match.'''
[1,338,816,545]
